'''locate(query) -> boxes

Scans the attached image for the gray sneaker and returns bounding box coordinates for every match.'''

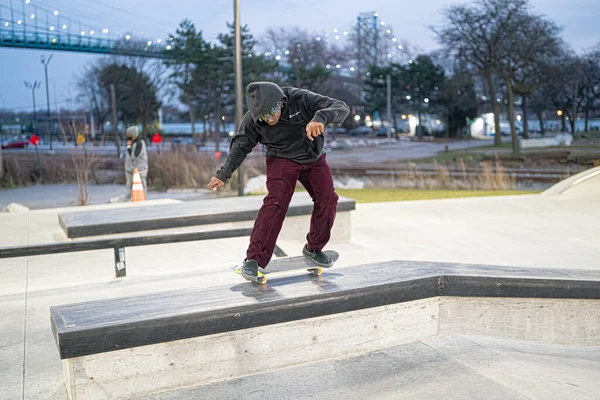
[302,245,333,268]
[241,259,260,281]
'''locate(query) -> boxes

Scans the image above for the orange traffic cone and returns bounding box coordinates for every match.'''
[131,168,146,202]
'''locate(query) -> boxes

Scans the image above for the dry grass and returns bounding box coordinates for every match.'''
[58,117,98,205]
[147,151,267,190]
[335,188,538,203]
[148,151,217,189]
[2,149,526,193]
[343,158,517,191]
[1,149,269,191]
[1,154,80,187]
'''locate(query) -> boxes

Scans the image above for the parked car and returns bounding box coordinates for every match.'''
[375,127,395,137]
[1,137,29,149]
[499,122,522,136]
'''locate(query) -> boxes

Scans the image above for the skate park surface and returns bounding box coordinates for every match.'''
[1,167,599,399]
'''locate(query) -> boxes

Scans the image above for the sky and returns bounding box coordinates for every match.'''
[0,0,599,111]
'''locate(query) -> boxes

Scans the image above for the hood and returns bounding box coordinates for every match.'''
[246,82,286,123]
[125,126,139,138]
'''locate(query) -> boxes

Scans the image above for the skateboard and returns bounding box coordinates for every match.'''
[232,250,339,285]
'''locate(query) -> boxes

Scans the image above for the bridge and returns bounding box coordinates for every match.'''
[0,0,409,71]
[0,0,174,58]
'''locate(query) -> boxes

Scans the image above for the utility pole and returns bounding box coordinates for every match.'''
[110,84,120,159]
[234,0,244,196]
[386,73,392,138]
[572,80,579,137]
[90,111,95,140]
[41,54,53,150]
[373,13,378,65]
[24,81,41,134]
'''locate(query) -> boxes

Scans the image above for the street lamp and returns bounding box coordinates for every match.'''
[234,0,244,196]
[41,54,54,150]
[24,80,41,134]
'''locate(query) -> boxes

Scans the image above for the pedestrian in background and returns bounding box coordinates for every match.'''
[124,126,148,200]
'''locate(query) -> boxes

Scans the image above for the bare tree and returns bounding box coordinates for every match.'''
[550,54,584,135]
[498,12,562,151]
[260,27,288,55]
[57,114,97,206]
[113,55,167,137]
[435,0,529,146]
[438,62,479,138]
[579,48,600,132]
[77,62,112,144]
[530,50,580,134]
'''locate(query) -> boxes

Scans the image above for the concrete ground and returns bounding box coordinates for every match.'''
[0,176,598,399]
[149,336,600,400]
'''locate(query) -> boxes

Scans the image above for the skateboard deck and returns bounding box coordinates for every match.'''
[232,250,339,285]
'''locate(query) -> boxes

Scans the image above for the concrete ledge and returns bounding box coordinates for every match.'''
[50,261,600,399]
[58,192,356,239]
[50,261,600,359]
[61,298,441,400]
[58,296,600,400]
[439,297,600,345]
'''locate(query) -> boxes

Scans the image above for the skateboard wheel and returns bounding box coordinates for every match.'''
[259,276,268,285]
[310,268,323,276]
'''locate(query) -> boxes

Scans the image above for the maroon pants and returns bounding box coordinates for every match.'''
[247,154,338,268]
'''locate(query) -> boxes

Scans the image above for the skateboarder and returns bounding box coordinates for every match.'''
[208,82,349,281]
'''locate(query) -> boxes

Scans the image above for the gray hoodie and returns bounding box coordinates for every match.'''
[125,137,148,174]
[215,82,349,183]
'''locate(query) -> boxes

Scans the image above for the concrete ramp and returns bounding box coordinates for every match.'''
[542,166,600,199]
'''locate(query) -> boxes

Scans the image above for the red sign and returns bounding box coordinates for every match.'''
[29,134,40,146]
[151,133,162,144]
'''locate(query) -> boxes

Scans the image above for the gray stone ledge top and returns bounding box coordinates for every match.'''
[58,192,356,238]
[50,260,600,359]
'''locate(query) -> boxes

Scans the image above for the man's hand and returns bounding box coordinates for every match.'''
[208,177,225,191]
[306,121,325,141]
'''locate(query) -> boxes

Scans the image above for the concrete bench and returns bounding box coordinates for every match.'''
[50,260,600,399]
[518,133,573,150]
[58,193,356,240]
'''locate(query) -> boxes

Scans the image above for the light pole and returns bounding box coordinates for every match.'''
[41,54,53,150]
[386,74,392,138]
[24,81,41,135]
[0,93,5,144]
[234,0,244,196]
